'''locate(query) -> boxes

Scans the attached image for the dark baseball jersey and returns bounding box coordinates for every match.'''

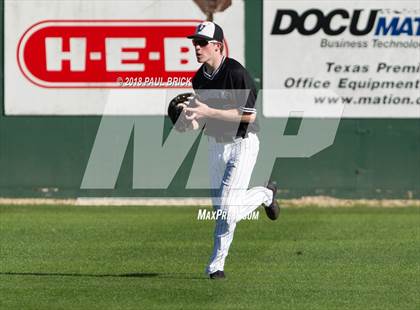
[192,57,259,138]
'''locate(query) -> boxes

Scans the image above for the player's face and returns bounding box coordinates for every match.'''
[192,39,220,63]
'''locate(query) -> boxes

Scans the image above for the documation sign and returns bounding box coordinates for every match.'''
[263,1,419,119]
[271,9,420,36]
[17,20,210,88]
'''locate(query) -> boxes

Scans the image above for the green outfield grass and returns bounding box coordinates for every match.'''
[0,204,419,310]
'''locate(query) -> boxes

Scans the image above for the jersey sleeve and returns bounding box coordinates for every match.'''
[230,68,258,114]
[192,74,198,90]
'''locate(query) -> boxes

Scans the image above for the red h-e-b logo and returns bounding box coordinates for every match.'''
[18,20,227,88]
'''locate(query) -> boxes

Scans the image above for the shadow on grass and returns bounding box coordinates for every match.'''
[0,272,205,280]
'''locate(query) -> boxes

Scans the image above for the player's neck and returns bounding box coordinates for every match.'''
[204,54,224,74]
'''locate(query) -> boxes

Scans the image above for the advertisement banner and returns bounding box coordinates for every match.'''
[263,0,420,118]
[5,0,244,115]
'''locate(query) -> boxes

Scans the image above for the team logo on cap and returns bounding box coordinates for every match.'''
[198,23,206,32]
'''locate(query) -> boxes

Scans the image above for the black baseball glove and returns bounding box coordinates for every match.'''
[167,92,196,132]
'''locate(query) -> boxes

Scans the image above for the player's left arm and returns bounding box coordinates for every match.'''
[212,108,256,123]
[185,102,256,123]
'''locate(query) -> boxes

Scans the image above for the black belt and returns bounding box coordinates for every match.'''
[211,133,248,143]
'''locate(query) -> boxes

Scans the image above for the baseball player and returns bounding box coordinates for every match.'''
[184,21,280,279]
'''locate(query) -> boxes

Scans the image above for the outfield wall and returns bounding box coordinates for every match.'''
[0,0,419,199]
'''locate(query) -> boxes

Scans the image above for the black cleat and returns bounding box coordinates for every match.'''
[209,270,225,279]
[265,181,280,220]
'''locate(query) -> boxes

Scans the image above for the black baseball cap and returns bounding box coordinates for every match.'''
[187,21,224,42]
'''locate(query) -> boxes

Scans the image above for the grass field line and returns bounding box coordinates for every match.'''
[1,205,419,309]
[0,196,419,207]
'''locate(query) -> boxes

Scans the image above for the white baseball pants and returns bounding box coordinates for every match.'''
[205,132,273,274]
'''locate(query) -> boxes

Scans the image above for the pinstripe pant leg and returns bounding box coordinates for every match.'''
[206,133,271,274]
